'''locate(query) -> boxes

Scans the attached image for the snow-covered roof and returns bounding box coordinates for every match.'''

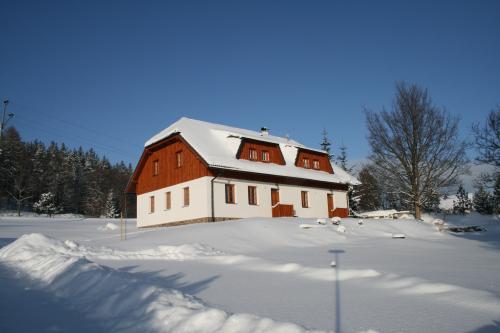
[145,117,360,185]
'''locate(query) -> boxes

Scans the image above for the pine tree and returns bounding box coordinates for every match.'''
[104,190,119,218]
[473,186,493,215]
[33,192,60,217]
[320,129,333,160]
[493,174,500,214]
[453,185,472,215]
[336,145,352,173]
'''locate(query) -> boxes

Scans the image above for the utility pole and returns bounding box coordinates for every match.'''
[1,99,14,143]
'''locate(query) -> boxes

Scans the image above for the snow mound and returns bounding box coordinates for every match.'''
[97,222,118,231]
[0,234,323,333]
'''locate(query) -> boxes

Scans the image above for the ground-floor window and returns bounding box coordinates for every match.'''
[301,191,309,208]
[225,184,235,204]
[149,195,155,213]
[183,187,190,206]
[165,191,171,210]
[248,186,257,205]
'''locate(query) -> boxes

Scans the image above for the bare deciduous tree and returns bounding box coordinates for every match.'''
[472,107,500,167]
[365,82,468,219]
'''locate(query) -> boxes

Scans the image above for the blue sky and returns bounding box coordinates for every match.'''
[1,0,499,166]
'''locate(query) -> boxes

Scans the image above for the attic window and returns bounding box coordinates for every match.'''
[176,150,183,168]
[312,160,320,170]
[262,151,270,162]
[153,160,159,176]
[249,148,258,160]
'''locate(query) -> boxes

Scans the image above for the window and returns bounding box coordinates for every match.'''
[262,151,270,162]
[303,158,310,168]
[312,160,320,170]
[301,191,309,208]
[225,184,235,204]
[149,196,155,213]
[183,187,190,206]
[249,148,258,160]
[153,160,159,176]
[176,150,183,168]
[165,192,171,210]
[248,186,257,205]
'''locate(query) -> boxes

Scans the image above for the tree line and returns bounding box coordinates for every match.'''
[323,82,499,218]
[0,127,136,217]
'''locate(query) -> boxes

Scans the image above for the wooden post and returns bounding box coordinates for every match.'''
[120,212,123,241]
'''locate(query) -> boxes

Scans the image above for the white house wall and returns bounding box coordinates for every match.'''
[137,177,211,227]
[137,176,349,227]
[213,178,348,220]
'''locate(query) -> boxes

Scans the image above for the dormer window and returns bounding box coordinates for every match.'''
[262,151,270,162]
[312,160,320,170]
[303,158,310,168]
[249,148,258,160]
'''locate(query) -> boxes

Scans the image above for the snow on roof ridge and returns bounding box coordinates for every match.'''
[145,117,305,148]
[143,117,359,185]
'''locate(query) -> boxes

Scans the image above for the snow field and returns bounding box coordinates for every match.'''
[1,214,499,332]
[0,234,322,333]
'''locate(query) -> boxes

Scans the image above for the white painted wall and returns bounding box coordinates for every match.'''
[137,177,211,227]
[137,176,349,227]
[213,177,348,219]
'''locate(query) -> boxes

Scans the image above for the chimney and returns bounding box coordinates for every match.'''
[260,127,269,136]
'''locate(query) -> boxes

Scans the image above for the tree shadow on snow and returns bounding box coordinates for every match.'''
[117,265,220,296]
[0,263,108,333]
[467,320,500,333]
[0,238,17,248]
[446,229,500,250]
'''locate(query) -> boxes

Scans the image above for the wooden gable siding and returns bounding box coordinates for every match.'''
[129,134,212,195]
[295,149,333,174]
[237,139,286,165]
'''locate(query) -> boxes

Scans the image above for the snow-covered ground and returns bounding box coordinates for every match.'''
[1,214,499,333]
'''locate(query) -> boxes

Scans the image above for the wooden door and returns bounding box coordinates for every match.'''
[271,189,279,206]
[327,193,334,218]
[271,189,280,217]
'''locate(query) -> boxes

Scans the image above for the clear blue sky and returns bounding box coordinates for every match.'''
[1,0,499,165]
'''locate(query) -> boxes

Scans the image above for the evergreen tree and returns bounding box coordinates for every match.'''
[104,189,119,218]
[453,185,472,215]
[357,165,381,211]
[336,145,352,173]
[493,174,500,214]
[320,129,333,160]
[33,192,60,217]
[473,186,493,215]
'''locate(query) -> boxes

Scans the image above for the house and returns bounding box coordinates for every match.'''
[126,117,360,227]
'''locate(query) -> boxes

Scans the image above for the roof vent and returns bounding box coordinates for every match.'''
[260,127,269,136]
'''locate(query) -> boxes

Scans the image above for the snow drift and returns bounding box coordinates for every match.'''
[0,234,323,333]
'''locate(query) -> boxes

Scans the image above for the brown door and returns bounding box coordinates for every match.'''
[327,193,334,218]
[271,189,280,217]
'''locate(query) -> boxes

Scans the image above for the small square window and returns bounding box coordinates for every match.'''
[313,160,320,170]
